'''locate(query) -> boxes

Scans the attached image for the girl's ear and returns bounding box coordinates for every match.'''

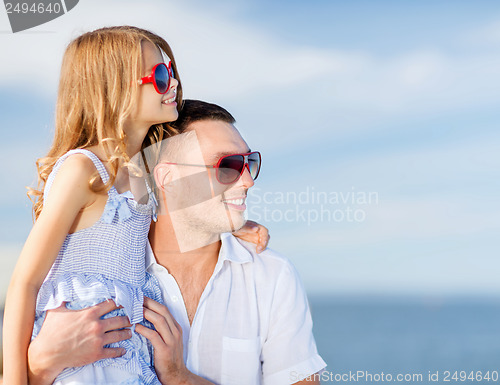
[153,163,173,193]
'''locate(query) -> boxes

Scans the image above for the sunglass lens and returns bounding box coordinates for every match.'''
[218,155,244,184]
[154,64,169,94]
[247,152,261,180]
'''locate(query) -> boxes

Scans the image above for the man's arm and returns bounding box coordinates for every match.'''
[261,258,327,384]
[27,301,131,385]
[135,297,215,385]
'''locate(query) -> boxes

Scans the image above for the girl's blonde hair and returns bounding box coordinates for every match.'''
[28,26,182,220]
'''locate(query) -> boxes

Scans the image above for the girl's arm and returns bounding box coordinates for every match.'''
[2,154,98,384]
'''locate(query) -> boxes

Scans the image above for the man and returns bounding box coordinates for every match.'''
[28,100,326,384]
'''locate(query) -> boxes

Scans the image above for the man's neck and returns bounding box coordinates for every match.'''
[148,215,221,279]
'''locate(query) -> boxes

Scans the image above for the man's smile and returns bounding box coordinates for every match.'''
[222,196,247,210]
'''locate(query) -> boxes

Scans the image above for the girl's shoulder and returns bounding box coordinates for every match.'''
[53,153,102,187]
[44,151,107,209]
[58,152,99,175]
[47,149,109,192]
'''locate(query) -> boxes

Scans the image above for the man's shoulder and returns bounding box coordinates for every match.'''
[228,234,299,279]
[228,234,311,315]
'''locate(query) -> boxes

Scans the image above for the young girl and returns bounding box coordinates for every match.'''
[3,26,267,385]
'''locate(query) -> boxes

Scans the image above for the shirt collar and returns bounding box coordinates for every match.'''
[145,233,254,271]
[219,232,254,264]
[145,240,156,270]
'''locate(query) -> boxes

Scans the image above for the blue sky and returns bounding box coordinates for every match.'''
[0,0,499,299]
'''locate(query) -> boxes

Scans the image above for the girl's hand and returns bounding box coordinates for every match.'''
[28,301,131,385]
[233,220,270,253]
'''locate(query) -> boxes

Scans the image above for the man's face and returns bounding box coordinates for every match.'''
[155,119,256,246]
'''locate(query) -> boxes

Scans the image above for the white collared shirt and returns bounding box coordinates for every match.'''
[145,233,326,385]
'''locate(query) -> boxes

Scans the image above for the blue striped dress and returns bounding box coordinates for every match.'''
[31,149,163,385]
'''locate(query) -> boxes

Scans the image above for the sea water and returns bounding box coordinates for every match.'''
[310,296,500,384]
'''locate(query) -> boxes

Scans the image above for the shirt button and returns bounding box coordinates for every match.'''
[171,295,179,302]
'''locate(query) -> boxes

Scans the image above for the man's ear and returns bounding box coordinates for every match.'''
[153,163,174,193]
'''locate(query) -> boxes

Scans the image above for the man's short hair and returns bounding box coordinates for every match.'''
[170,99,236,133]
[148,99,236,201]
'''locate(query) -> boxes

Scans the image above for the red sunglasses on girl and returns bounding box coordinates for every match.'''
[138,61,174,94]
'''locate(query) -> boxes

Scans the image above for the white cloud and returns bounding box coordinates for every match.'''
[0,0,342,98]
[396,52,447,87]
[302,131,499,236]
[1,0,499,119]
[462,18,500,45]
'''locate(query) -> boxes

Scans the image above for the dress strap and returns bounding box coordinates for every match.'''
[44,149,111,198]
[145,179,158,221]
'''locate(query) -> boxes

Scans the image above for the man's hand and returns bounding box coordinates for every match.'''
[135,297,187,384]
[136,297,215,385]
[28,300,132,385]
[233,220,270,253]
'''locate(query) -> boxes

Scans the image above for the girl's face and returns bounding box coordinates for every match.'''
[128,41,179,134]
